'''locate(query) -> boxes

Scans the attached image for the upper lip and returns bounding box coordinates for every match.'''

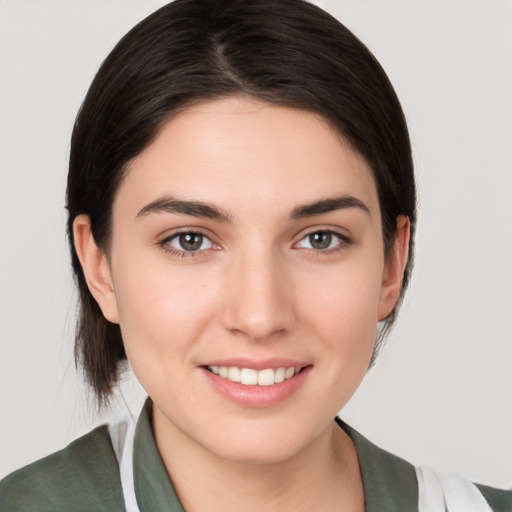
[200,358,310,371]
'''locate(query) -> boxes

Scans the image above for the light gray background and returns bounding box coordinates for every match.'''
[1,0,511,487]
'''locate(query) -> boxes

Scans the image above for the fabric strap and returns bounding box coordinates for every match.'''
[416,466,492,512]
[108,416,141,512]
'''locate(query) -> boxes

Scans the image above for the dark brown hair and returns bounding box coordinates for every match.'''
[67,0,416,405]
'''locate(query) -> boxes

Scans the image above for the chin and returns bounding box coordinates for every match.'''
[199,420,319,466]
[215,440,304,466]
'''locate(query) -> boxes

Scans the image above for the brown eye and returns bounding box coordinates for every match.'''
[295,230,349,252]
[165,232,214,252]
[308,232,332,250]
[179,233,204,251]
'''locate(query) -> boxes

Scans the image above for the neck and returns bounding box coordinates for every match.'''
[152,409,364,512]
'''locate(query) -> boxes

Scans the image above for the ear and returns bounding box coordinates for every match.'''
[73,214,120,324]
[378,215,410,321]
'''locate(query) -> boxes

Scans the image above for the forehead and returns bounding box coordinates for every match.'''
[117,97,379,219]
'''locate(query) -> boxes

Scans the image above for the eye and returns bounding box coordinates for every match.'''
[163,232,216,253]
[295,230,348,251]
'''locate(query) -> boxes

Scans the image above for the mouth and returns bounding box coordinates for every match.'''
[201,361,311,407]
[205,365,301,386]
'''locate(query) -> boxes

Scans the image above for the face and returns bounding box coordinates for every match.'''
[82,97,406,464]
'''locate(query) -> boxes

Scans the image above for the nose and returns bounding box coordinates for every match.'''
[221,250,297,341]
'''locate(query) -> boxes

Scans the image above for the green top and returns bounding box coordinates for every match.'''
[1,400,510,511]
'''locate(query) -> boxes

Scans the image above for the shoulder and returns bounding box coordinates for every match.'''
[0,425,125,512]
[337,418,512,512]
[337,418,419,511]
[476,483,512,512]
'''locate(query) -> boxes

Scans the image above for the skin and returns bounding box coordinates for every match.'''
[74,97,409,511]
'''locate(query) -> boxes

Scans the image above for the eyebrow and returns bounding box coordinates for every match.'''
[136,194,369,222]
[289,196,370,219]
[136,197,232,222]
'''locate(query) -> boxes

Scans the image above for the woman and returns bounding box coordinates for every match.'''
[0,0,510,510]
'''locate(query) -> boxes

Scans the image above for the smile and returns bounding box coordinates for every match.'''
[207,365,299,386]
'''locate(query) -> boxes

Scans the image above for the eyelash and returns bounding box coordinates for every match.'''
[159,228,351,259]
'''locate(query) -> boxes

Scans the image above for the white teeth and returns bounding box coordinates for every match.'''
[240,368,258,385]
[208,365,299,386]
[274,367,286,383]
[227,367,241,383]
[257,368,275,386]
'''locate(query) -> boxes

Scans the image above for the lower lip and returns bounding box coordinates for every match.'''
[201,366,311,408]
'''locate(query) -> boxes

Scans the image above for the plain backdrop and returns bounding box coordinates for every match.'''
[1,0,511,487]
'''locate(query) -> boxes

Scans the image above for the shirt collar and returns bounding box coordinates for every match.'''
[337,417,418,512]
[133,400,185,511]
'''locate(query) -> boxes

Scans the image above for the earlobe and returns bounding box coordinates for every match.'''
[73,215,120,324]
[378,215,410,321]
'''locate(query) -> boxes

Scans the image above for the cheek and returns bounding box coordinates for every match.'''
[296,255,383,357]
[306,275,380,320]
[111,252,220,369]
